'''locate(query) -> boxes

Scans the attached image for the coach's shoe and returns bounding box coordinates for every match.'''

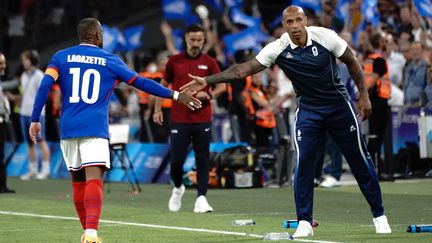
[373,215,392,233]
[193,195,213,213]
[293,220,313,238]
[168,185,185,212]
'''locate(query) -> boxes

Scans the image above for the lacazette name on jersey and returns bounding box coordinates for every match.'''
[67,54,106,66]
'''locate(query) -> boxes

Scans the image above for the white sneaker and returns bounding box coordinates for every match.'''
[20,171,37,180]
[293,220,313,238]
[168,185,185,212]
[36,171,50,180]
[373,215,391,233]
[193,195,213,213]
[319,175,340,188]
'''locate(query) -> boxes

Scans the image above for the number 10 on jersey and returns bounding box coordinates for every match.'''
[69,68,101,104]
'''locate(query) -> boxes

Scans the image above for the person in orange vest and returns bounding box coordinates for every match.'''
[249,72,276,147]
[364,33,391,180]
[226,49,256,143]
[138,52,171,143]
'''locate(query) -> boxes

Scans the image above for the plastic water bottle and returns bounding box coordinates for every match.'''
[406,224,432,233]
[232,219,256,226]
[263,232,293,241]
[283,219,318,228]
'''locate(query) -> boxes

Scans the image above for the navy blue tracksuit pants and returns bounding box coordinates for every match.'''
[170,123,211,196]
[293,101,384,223]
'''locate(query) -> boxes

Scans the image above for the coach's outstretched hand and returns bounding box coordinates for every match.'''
[29,122,41,144]
[357,92,372,121]
[180,74,208,92]
[177,89,202,111]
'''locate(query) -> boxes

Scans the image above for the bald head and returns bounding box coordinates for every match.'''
[77,18,103,47]
[283,5,305,19]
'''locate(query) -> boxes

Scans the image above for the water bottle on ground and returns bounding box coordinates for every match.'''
[406,224,432,233]
[232,219,256,226]
[263,232,293,241]
[283,219,318,228]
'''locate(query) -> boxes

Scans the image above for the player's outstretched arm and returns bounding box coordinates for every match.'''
[180,58,266,92]
[130,76,202,110]
[339,47,372,121]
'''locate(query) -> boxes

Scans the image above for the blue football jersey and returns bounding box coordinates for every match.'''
[47,44,137,139]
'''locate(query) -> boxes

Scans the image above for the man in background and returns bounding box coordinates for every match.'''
[0,52,15,193]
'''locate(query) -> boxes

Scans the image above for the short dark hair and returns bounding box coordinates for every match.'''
[77,18,101,42]
[370,33,382,49]
[22,50,39,66]
[185,24,205,34]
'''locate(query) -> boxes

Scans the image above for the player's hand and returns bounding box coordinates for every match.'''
[195,91,211,104]
[153,110,164,125]
[29,122,41,144]
[357,92,372,121]
[177,90,202,111]
[180,74,208,92]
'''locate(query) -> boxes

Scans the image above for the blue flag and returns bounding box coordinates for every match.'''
[204,0,224,13]
[269,12,283,29]
[123,25,144,51]
[230,8,261,28]
[413,0,432,18]
[185,14,200,26]
[361,0,380,27]
[336,0,351,26]
[113,27,127,52]
[172,28,185,51]
[225,0,243,8]
[292,0,321,13]
[223,26,269,56]
[162,0,192,20]
[102,25,118,53]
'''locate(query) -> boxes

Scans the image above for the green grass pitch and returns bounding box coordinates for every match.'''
[0,178,431,242]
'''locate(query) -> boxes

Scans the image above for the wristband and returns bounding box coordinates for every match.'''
[173,91,179,101]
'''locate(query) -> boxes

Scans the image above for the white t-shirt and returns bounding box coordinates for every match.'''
[20,69,45,116]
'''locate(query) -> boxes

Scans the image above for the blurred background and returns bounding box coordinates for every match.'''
[1,0,432,186]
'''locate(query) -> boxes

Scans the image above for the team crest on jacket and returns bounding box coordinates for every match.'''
[286,52,293,59]
[312,46,318,56]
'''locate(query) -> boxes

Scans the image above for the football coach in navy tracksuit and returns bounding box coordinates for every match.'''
[181,5,392,238]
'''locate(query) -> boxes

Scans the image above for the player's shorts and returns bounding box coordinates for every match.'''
[60,137,110,171]
[20,115,46,144]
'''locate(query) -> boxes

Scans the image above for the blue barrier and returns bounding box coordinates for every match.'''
[6,142,244,183]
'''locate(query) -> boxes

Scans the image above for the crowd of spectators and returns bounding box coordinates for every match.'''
[1,0,431,150]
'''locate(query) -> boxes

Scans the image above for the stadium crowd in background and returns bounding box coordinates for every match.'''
[1,1,432,183]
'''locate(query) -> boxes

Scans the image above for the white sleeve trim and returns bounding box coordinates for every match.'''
[255,38,285,67]
[309,27,348,58]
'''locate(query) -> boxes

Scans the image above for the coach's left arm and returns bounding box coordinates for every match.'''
[339,47,372,121]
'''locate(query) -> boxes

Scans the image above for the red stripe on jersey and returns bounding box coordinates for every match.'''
[127,76,138,85]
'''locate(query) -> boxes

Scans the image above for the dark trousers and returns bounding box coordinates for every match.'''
[170,122,211,196]
[0,121,8,189]
[367,97,389,176]
[293,101,384,224]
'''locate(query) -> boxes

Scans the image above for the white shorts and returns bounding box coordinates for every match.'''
[60,137,110,171]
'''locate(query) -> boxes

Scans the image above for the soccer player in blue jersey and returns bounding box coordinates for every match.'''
[182,6,391,238]
[29,18,201,243]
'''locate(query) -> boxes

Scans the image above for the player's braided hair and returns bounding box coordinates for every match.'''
[77,18,101,43]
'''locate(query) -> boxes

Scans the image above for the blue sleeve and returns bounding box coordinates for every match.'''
[110,55,139,83]
[31,75,55,122]
[130,76,173,98]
